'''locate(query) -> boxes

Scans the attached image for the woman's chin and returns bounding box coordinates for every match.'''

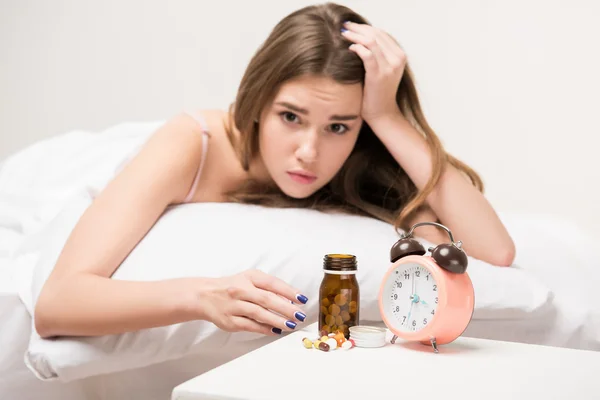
[278,182,317,200]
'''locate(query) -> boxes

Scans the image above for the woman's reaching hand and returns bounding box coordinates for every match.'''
[194,270,309,335]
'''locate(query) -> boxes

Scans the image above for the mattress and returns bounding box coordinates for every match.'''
[0,268,85,400]
[0,265,276,400]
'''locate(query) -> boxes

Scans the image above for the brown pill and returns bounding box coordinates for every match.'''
[320,306,329,315]
[335,315,343,326]
[321,298,330,307]
[318,342,330,352]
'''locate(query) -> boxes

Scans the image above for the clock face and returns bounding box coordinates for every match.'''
[384,262,439,333]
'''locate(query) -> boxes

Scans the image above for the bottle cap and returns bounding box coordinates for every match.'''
[323,254,357,274]
[349,325,387,348]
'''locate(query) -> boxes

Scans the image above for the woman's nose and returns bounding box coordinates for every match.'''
[295,131,318,163]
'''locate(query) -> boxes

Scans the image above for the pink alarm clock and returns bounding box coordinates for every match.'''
[378,222,474,353]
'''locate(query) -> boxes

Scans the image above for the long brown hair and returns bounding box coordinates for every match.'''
[224,2,483,232]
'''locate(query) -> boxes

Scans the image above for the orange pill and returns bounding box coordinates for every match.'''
[320,306,329,315]
[335,315,343,326]
[321,298,330,307]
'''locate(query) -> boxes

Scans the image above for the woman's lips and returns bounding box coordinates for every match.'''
[287,171,317,184]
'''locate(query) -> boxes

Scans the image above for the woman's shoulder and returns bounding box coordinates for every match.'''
[181,108,231,138]
[175,108,247,202]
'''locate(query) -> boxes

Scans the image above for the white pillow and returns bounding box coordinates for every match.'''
[21,192,552,382]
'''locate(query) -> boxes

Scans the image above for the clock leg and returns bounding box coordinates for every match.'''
[390,335,398,344]
[430,337,439,353]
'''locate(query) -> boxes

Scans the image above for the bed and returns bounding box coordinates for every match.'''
[1,121,598,400]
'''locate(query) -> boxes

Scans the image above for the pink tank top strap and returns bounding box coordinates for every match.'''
[183,110,210,203]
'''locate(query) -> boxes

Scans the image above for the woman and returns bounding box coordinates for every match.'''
[34,3,515,339]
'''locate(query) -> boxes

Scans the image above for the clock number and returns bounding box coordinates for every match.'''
[423,318,428,325]
[426,274,429,281]
[404,273,410,279]
[412,320,416,327]
[433,284,437,291]
[431,310,435,315]
[435,297,438,304]
[402,316,407,323]
[415,271,420,277]
[396,281,402,289]
[393,294,398,300]
[395,306,400,312]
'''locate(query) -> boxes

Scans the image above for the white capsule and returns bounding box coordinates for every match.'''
[326,338,338,350]
[341,340,353,350]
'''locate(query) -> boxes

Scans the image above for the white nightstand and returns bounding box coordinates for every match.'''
[172,322,600,400]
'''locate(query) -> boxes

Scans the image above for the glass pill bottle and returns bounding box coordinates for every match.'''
[318,254,360,339]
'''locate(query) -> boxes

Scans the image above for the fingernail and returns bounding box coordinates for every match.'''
[295,311,306,322]
[272,327,282,335]
[296,294,308,304]
[341,27,348,33]
[286,321,297,329]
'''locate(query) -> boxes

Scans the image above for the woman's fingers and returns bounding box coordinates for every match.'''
[246,270,308,306]
[235,299,299,333]
[229,316,279,336]
[374,31,406,69]
[236,274,307,324]
[342,22,405,71]
[341,27,384,70]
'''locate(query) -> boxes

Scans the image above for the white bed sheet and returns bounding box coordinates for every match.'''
[0,267,85,400]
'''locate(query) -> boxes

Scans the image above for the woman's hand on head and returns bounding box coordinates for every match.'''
[193,270,308,336]
[341,21,406,127]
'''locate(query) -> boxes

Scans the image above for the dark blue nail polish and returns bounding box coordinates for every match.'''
[296,294,308,304]
[295,311,306,322]
[286,321,297,329]
[341,27,348,33]
[272,327,282,335]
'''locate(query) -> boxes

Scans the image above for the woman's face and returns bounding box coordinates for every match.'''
[257,74,363,199]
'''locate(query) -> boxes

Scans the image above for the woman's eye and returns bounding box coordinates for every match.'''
[329,123,348,134]
[281,112,299,124]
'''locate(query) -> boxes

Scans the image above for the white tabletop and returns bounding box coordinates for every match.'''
[172,322,600,400]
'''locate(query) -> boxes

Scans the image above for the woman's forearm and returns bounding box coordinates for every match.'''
[369,112,516,266]
[34,274,201,338]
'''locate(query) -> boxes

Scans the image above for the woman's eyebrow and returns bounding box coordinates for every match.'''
[275,101,359,121]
